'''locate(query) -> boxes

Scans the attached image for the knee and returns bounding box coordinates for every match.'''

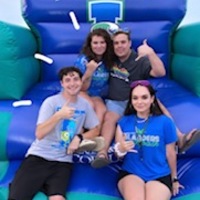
[104,111,119,123]
[95,102,107,114]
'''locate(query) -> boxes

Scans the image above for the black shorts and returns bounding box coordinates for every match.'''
[118,170,172,192]
[8,155,73,200]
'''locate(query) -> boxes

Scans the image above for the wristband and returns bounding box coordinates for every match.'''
[76,134,83,142]
[114,142,127,157]
[173,177,179,182]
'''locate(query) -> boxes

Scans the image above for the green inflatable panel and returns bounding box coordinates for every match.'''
[0,112,12,183]
[0,112,12,160]
[0,21,40,100]
[0,189,122,200]
[171,23,200,96]
[0,188,200,200]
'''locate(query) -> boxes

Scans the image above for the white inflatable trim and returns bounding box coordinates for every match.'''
[69,11,80,30]
[34,53,53,64]
[12,100,32,107]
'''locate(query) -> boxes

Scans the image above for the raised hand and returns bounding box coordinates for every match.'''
[67,135,80,154]
[135,39,154,61]
[172,181,184,196]
[119,134,135,153]
[85,60,99,73]
[58,100,75,119]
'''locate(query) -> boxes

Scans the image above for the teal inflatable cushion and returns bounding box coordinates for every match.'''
[0,21,40,100]
[0,112,12,160]
[171,23,200,96]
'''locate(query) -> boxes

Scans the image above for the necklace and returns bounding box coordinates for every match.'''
[134,115,149,160]
[135,117,148,123]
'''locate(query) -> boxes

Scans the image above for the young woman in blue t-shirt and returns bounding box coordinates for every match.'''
[115,80,183,200]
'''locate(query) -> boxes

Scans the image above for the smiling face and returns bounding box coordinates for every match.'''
[113,33,132,62]
[90,35,107,58]
[60,71,82,97]
[131,85,154,117]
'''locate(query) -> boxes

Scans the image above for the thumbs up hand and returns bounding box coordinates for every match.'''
[135,39,154,61]
[58,100,75,119]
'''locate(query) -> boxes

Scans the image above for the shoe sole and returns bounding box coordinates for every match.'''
[75,140,96,153]
[91,157,110,168]
[179,130,200,153]
[92,137,105,152]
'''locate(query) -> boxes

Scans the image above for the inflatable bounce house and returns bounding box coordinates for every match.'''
[1,0,200,199]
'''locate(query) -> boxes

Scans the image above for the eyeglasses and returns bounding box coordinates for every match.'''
[130,80,150,89]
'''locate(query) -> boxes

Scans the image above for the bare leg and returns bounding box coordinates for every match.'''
[77,93,106,151]
[99,111,121,154]
[146,181,171,200]
[91,111,120,168]
[79,92,106,135]
[92,97,107,130]
[118,174,145,200]
[49,195,65,200]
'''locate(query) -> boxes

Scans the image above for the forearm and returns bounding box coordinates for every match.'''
[82,126,100,139]
[81,69,94,91]
[148,51,166,77]
[167,143,177,178]
[36,112,61,140]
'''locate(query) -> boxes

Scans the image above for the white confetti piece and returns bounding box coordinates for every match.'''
[12,100,32,107]
[34,53,53,64]
[69,11,80,30]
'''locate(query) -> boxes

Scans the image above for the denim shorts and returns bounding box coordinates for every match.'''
[105,99,128,117]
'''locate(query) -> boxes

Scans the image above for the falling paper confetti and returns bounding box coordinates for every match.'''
[69,11,80,30]
[34,53,53,64]
[12,100,32,107]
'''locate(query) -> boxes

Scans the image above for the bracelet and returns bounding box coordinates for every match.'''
[114,142,127,157]
[76,134,83,142]
[173,177,179,183]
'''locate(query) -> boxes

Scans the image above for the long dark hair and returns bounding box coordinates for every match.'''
[81,28,115,69]
[124,83,163,116]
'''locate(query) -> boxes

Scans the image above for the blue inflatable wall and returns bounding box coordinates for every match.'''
[1,0,200,199]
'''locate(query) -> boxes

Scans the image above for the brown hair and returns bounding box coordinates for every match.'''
[58,66,83,81]
[81,28,115,69]
[112,30,131,41]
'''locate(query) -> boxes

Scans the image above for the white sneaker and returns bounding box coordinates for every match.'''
[75,139,96,153]
[92,136,105,152]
